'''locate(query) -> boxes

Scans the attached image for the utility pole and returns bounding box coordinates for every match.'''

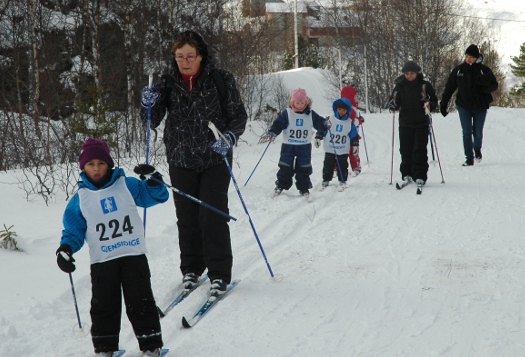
[364,45,369,113]
[338,48,342,91]
[294,0,299,68]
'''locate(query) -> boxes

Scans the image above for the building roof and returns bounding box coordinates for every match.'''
[266,2,307,14]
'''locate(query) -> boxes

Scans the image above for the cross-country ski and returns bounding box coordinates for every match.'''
[158,275,209,318]
[113,348,169,357]
[181,280,240,328]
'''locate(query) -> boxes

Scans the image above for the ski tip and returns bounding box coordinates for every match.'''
[157,306,166,318]
[395,183,401,189]
[160,348,170,356]
[182,316,192,328]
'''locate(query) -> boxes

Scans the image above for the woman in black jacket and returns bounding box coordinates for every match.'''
[388,61,438,185]
[140,31,247,296]
[440,44,498,166]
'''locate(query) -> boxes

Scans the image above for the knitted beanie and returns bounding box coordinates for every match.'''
[78,138,114,169]
[465,44,480,58]
[290,88,308,103]
[401,61,421,73]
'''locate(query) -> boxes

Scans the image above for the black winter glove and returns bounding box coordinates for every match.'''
[440,103,448,117]
[56,244,76,273]
[133,164,163,186]
[388,100,398,112]
[313,131,324,148]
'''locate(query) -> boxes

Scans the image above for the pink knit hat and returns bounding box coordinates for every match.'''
[290,88,308,103]
[78,138,115,169]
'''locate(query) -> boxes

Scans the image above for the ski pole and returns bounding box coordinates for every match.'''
[422,98,435,162]
[361,125,369,165]
[148,176,237,221]
[427,111,445,184]
[389,92,398,185]
[244,141,271,187]
[359,114,370,166]
[428,127,436,161]
[69,273,82,329]
[390,110,396,185]
[425,107,435,161]
[143,74,154,232]
[208,122,274,278]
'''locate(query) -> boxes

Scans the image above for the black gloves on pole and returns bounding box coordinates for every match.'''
[56,244,76,273]
[133,164,164,186]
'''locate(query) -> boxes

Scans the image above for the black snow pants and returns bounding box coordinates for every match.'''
[90,255,162,353]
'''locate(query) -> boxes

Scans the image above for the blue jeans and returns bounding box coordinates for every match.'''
[457,105,487,160]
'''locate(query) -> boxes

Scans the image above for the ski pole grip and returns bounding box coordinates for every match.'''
[208,122,220,140]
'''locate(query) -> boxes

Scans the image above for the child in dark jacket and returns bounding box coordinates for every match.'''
[55,138,169,357]
[314,97,358,191]
[268,88,329,198]
[388,61,438,185]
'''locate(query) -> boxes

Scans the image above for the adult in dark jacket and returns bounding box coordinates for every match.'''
[440,44,498,166]
[388,61,438,185]
[140,31,247,296]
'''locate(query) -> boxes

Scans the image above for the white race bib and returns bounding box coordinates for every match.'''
[282,108,314,145]
[323,116,353,155]
[78,177,146,264]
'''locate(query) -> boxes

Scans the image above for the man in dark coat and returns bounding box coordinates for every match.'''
[140,31,247,296]
[440,44,498,166]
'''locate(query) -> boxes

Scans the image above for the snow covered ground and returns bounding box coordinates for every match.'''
[2,67,525,357]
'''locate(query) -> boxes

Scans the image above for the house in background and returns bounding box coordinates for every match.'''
[256,0,362,52]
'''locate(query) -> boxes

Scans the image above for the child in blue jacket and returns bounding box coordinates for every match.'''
[55,138,168,357]
[314,97,358,191]
[268,88,329,197]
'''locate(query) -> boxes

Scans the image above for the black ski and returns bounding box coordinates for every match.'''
[396,180,411,190]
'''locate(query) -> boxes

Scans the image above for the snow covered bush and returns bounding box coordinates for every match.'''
[0,224,21,252]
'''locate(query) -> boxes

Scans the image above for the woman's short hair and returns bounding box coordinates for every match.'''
[172,31,209,58]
